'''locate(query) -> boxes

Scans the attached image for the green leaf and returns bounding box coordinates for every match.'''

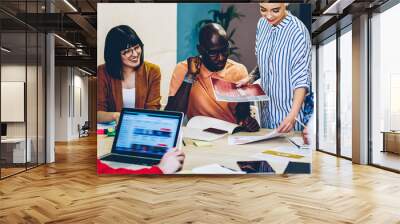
[196,5,245,62]
[228,28,236,39]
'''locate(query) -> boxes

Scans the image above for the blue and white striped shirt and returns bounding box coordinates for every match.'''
[256,12,312,131]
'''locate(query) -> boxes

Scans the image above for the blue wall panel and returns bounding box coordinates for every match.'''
[177,3,221,63]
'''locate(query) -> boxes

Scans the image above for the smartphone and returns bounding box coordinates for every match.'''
[203,128,228,135]
[283,162,311,174]
[237,160,275,173]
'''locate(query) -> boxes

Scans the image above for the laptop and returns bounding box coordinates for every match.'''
[100,108,184,166]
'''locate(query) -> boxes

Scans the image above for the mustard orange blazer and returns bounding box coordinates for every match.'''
[97,61,161,112]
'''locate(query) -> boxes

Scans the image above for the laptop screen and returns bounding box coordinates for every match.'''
[113,110,181,157]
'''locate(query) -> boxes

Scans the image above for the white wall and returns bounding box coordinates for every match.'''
[54,67,89,141]
[97,3,177,106]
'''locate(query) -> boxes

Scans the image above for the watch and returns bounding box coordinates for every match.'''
[183,73,196,84]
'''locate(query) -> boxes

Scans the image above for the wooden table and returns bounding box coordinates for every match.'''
[1,138,32,164]
[97,129,312,174]
[381,131,400,154]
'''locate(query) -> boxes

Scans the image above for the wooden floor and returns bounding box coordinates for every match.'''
[1,135,400,224]
[373,151,400,171]
[1,167,26,178]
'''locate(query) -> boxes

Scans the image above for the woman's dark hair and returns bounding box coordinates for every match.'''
[104,25,144,80]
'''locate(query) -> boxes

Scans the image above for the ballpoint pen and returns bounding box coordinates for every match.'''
[221,165,239,172]
[287,137,301,148]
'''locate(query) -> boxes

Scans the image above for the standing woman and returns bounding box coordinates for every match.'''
[237,3,312,134]
[97,25,161,123]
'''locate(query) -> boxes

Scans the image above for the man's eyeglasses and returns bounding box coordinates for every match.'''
[121,45,141,57]
[205,44,230,58]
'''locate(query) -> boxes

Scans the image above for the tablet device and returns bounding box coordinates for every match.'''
[283,161,311,174]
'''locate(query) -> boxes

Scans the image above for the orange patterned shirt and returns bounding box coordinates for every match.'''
[168,59,248,124]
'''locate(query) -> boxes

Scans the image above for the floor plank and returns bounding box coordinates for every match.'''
[0,135,400,223]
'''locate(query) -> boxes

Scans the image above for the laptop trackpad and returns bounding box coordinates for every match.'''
[102,160,150,170]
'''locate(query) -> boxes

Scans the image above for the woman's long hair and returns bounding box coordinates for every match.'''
[104,25,144,80]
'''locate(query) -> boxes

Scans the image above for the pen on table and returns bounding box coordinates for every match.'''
[291,118,307,149]
[221,165,239,172]
[287,137,301,149]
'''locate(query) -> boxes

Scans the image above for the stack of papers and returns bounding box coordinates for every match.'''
[228,130,285,145]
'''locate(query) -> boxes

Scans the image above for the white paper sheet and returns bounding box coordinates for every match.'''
[228,130,285,145]
[192,164,245,174]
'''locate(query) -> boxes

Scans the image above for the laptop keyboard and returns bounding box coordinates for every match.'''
[100,154,160,166]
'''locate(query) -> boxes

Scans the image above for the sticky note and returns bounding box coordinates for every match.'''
[262,150,304,159]
[106,128,115,136]
[192,140,213,147]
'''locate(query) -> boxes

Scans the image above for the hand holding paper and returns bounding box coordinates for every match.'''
[211,78,269,102]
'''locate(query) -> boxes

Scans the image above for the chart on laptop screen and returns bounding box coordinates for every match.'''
[115,112,180,156]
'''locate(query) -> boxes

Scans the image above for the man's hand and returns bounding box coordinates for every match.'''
[235,76,251,88]
[277,114,296,133]
[187,56,202,74]
[157,148,185,174]
[239,116,260,132]
[236,66,259,88]
[184,56,202,84]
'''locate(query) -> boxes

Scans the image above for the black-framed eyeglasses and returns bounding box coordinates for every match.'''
[205,43,230,58]
[120,45,141,57]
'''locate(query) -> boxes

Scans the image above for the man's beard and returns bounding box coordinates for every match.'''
[202,56,226,72]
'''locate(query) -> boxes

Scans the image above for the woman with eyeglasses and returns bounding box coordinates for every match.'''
[97,25,185,175]
[97,25,161,123]
[236,3,312,143]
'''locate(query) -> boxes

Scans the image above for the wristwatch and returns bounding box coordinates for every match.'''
[183,73,196,84]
